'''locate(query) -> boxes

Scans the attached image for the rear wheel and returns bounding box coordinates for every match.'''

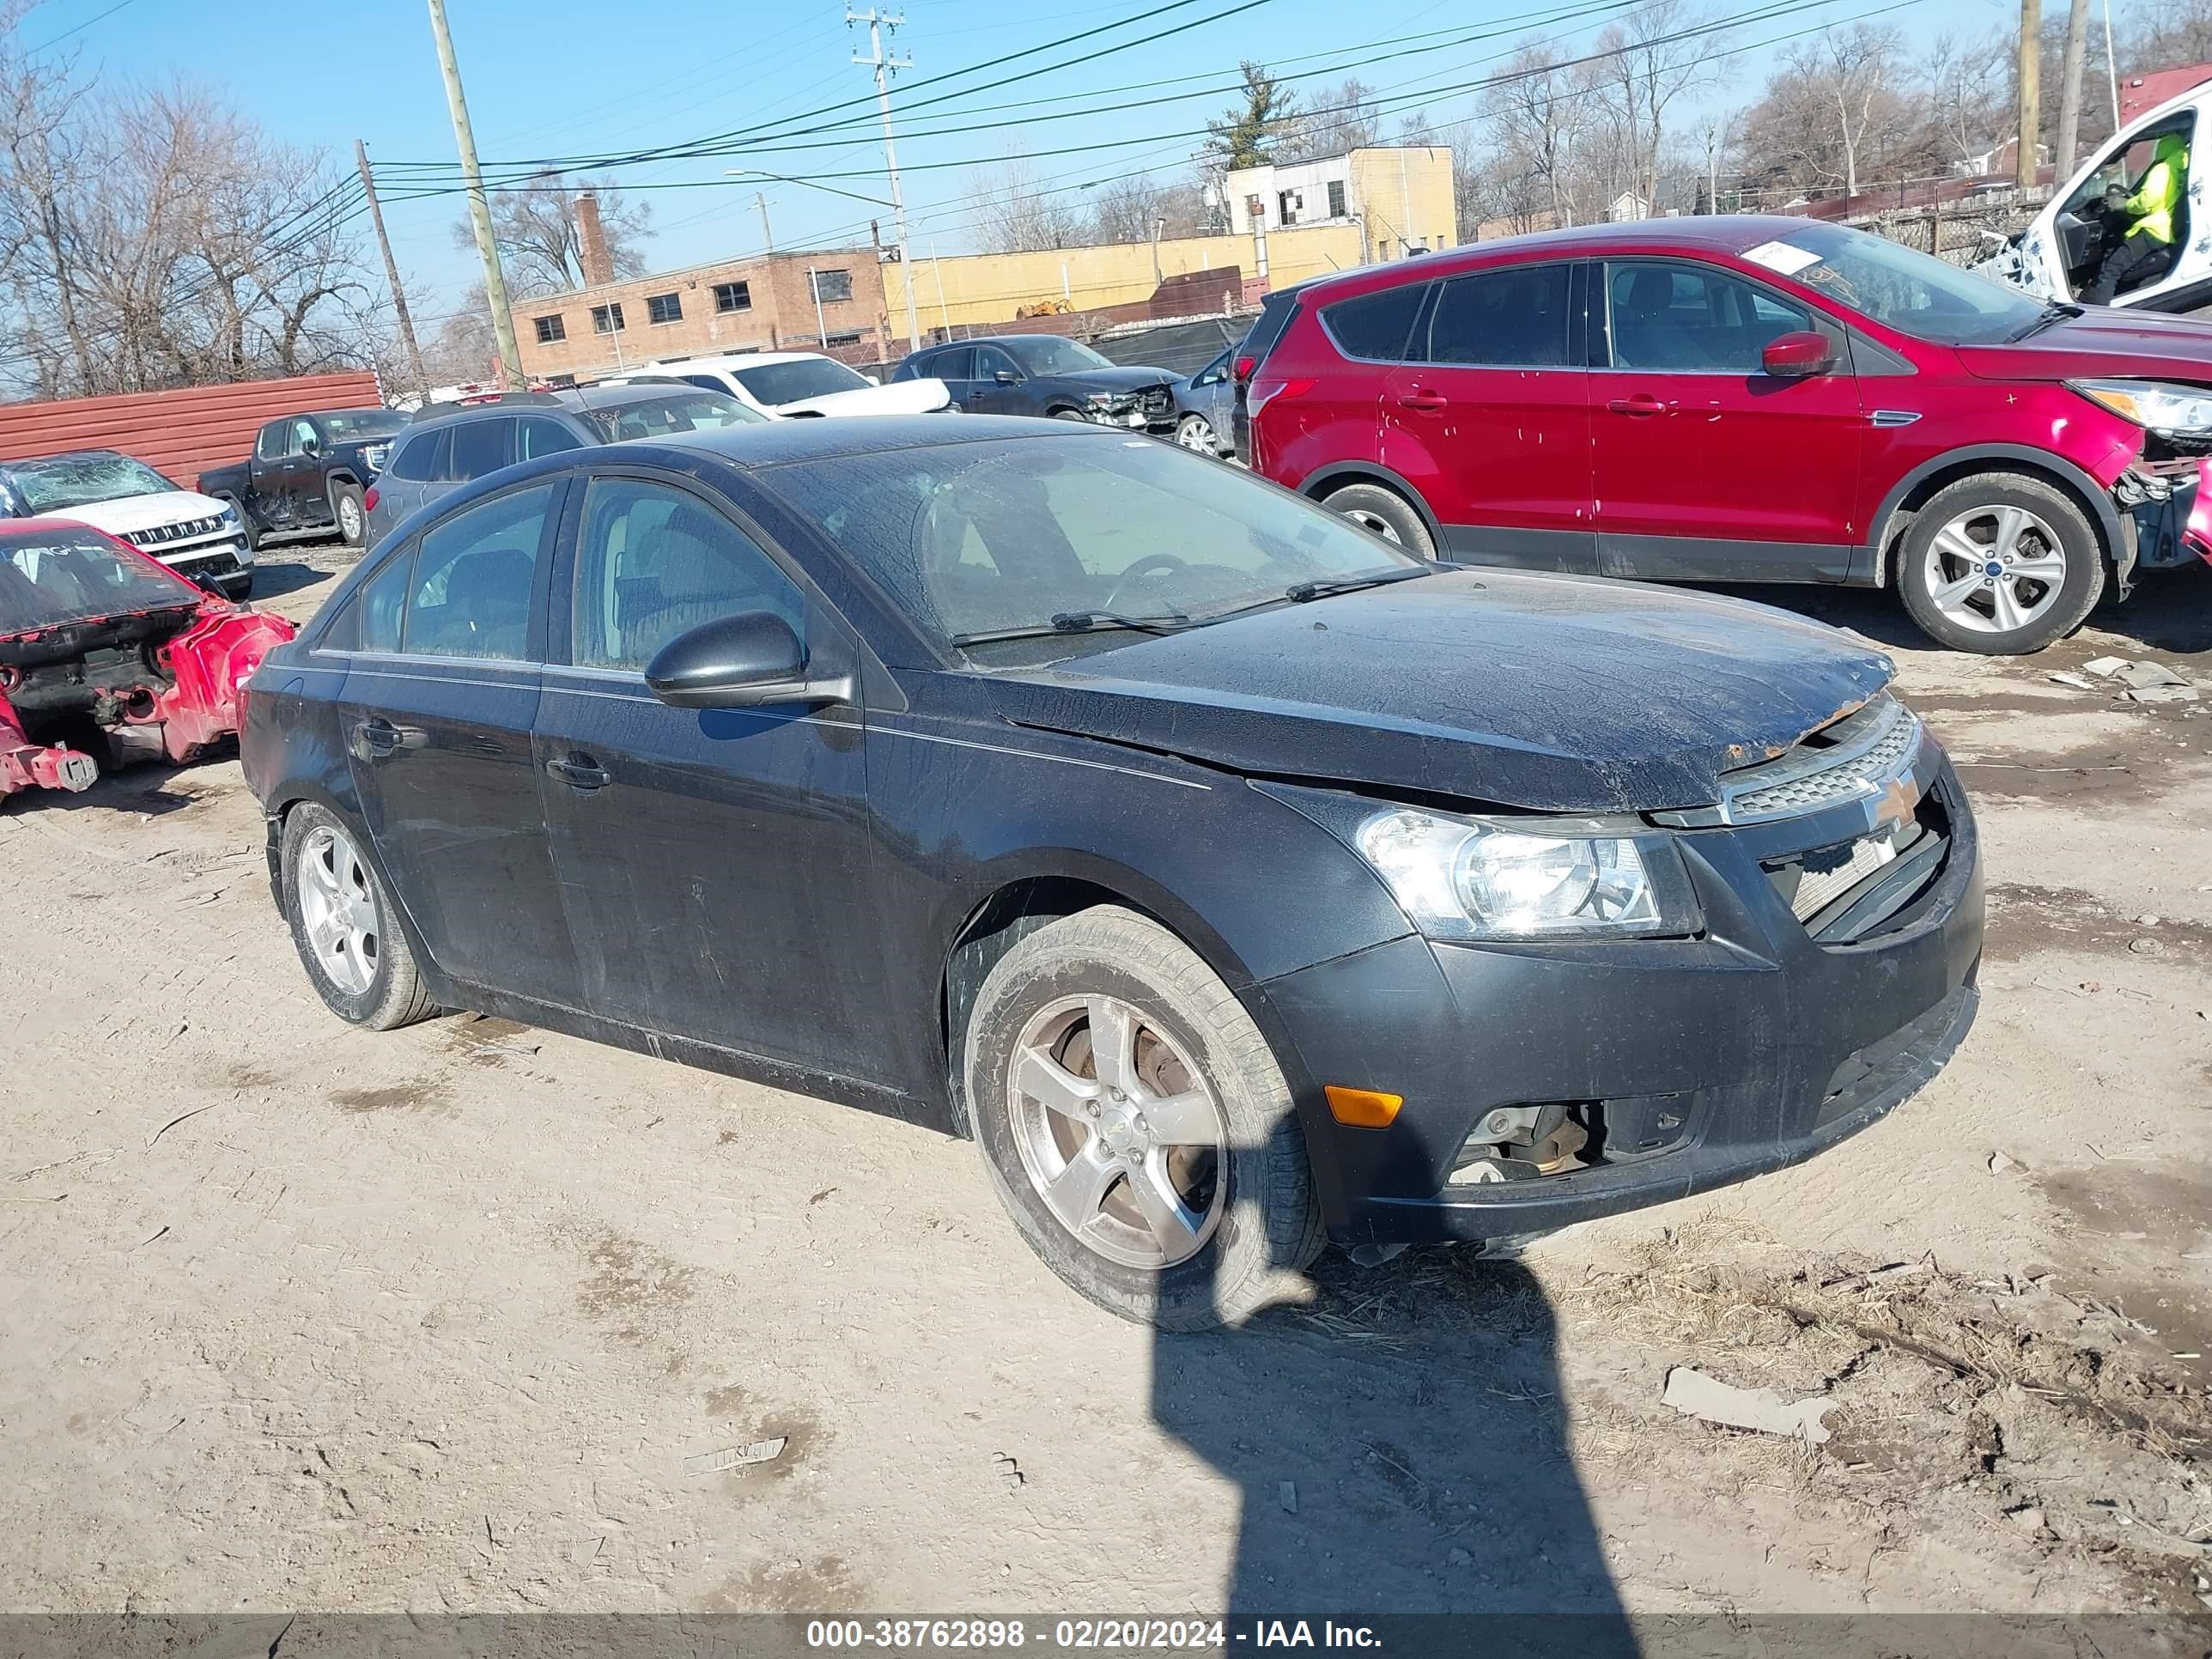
[330,482,367,549]
[281,802,435,1030]
[962,906,1322,1330]
[1896,472,2104,654]
[1049,408,1091,422]
[1321,481,1436,557]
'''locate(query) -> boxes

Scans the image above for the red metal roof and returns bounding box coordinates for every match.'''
[0,371,384,493]
[2120,63,2212,125]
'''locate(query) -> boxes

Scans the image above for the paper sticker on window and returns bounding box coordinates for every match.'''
[1741,240,1824,276]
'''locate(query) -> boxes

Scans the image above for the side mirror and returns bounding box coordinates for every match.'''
[994,368,1019,385]
[644,611,849,710]
[301,434,321,455]
[1761,331,1833,379]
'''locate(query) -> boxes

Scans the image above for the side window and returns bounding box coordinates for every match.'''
[518,416,582,461]
[572,478,805,672]
[927,346,974,381]
[254,422,288,462]
[399,482,555,661]
[387,428,447,483]
[679,374,727,394]
[447,416,516,481]
[1424,264,1572,367]
[361,547,414,653]
[973,345,1019,381]
[292,418,320,454]
[1606,262,1813,373]
[1322,285,1427,361]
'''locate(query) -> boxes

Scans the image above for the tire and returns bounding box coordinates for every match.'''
[1896,471,2105,654]
[280,802,436,1030]
[962,905,1323,1331]
[1049,408,1091,422]
[214,495,259,553]
[1176,413,1218,452]
[1322,481,1437,557]
[330,482,367,549]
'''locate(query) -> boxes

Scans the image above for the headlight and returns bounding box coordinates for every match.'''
[217,501,240,525]
[1258,786,1700,941]
[2069,379,2212,434]
[362,443,392,471]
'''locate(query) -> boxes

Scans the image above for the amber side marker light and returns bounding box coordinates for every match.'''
[1324,1085,1403,1128]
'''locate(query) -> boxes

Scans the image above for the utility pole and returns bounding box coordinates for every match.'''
[2016,0,2043,191]
[2055,0,2090,176]
[848,6,921,351]
[754,192,774,253]
[355,139,428,392]
[426,0,524,387]
[2103,0,2121,128]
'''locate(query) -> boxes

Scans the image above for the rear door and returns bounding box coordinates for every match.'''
[927,346,981,410]
[1588,258,1863,580]
[532,471,890,1078]
[337,478,578,1005]
[1377,261,1596,573]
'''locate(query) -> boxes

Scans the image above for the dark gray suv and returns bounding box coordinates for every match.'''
[364,385,764,548]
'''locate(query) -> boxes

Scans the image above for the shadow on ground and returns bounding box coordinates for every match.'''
[246,555,348,604]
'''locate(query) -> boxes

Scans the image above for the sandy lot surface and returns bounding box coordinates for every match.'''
[2,544,2207,1629]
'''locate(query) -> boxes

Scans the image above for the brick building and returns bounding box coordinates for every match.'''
[514,247,894,384]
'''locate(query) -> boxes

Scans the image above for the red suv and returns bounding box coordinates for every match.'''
[1247,216,2212,653]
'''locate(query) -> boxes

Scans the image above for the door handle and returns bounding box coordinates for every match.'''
[1397,388,1449,411]
[1606,393,1668,416]
[350,718,401,760]
[545,755,611,792]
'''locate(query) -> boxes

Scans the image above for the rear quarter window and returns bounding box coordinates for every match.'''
[1321,284,1429,362]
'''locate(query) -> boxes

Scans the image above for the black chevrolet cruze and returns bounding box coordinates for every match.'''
[241,416,1983,1328]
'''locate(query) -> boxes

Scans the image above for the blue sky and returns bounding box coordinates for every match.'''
[28,0,2013,325]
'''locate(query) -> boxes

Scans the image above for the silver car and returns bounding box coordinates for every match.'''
[364,386,765,548]
[1168,345,1238,456]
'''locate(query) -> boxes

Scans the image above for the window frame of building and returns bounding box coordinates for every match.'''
[533,314,567,344]
[809,268,854,305]
[591,302,627,335]
[1327,179,1347,219]
[823,330,863,347]
[646,292,684,325]
[713,280,752,313]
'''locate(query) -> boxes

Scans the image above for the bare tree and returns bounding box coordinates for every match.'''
[965,152,1088,252]
[1087,173,1201,245]
[1277,77,1382,162]
[1790,24,1911,197]
[1923,32,2009,173]
[451,172,652,299]
[1589,0,1723,216]
[1486,45,1589,230]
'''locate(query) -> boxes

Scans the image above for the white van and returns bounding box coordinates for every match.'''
[1978,77,2209,311]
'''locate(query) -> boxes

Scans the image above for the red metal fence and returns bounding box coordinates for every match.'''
[0,371,385,493]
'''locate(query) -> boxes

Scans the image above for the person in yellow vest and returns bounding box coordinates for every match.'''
[2087,132,2190,305]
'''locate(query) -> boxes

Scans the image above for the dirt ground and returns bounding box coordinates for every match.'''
[3,541,2208,1632]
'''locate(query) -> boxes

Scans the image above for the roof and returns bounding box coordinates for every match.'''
[659,413,1105,469]
[648,351,842,370]
[404,381,732,432]
[0,447,135,468]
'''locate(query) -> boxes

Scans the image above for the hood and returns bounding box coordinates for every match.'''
[1956,307,2212,382]
[54,489,232,537]
[988,570,1893,813]
[1041,364,1172,393]
[776,377,951,417]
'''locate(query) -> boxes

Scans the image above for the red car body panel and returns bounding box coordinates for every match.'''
[0,517,295,802]
[1251,215,2212,585]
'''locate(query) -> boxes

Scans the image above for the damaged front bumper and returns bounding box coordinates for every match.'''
[2114,454,2212,588]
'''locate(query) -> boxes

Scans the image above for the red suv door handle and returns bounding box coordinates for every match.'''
[1606,393,1668,416]
[1397,389,1449,411]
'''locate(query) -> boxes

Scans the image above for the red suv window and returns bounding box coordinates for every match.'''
[1320,285,1428,362]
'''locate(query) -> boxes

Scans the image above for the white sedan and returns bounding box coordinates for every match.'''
[629,351,953,419]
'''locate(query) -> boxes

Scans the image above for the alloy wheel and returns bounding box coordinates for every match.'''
[1920,503,2068,636]
[338,495,363,542]
[1342,509,1403,544]
[297,823,380,995]
[1177,415,1216,451]
[1006,994,1228,1271]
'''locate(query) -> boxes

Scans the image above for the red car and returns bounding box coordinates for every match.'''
[0,519,293,802]
[1245,215,2212,653]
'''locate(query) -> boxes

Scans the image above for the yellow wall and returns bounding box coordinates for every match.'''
[1347,148,1457,257]
[884,223,1368,331]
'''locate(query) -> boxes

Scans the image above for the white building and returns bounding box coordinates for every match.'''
[1224,146,1458,262]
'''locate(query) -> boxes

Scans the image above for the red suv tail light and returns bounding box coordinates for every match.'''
[1234,354,1257,383]
[1247,376,1315,420]
[362,485,380,514]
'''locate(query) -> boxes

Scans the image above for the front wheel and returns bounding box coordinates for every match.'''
[280,802,435,1030]
[215,495,259,553]
[1896,472,2104,654]
[1176,413,1218,452]
[1321,481,1437,557]
[963,906,1322,1330]
[330,482,367,549]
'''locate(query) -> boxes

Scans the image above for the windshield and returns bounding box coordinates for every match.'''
[0,526,195,631]
[319,408,408,441]
[772,434,1425,647]
[3,453,179,514]
[1010,337,1113,375]
[732,358,872,405]
[581,390,768,441]
[1741,223,2045,345]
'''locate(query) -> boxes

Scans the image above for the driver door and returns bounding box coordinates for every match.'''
[966,344,1024,415]
[2054,112,2199,304]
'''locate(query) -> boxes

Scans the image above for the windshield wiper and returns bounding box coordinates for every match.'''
[2008,301,2081,341]
[1283,566,1437,603]
[950,608,1191,647]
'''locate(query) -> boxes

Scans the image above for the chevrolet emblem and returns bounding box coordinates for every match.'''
[1872,773,1922,831]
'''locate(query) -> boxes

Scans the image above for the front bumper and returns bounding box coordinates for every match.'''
[1256,750,1984,1246]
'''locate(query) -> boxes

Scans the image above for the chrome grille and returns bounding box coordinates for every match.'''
[1652,696,1924,829]
[124,515,226,546]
